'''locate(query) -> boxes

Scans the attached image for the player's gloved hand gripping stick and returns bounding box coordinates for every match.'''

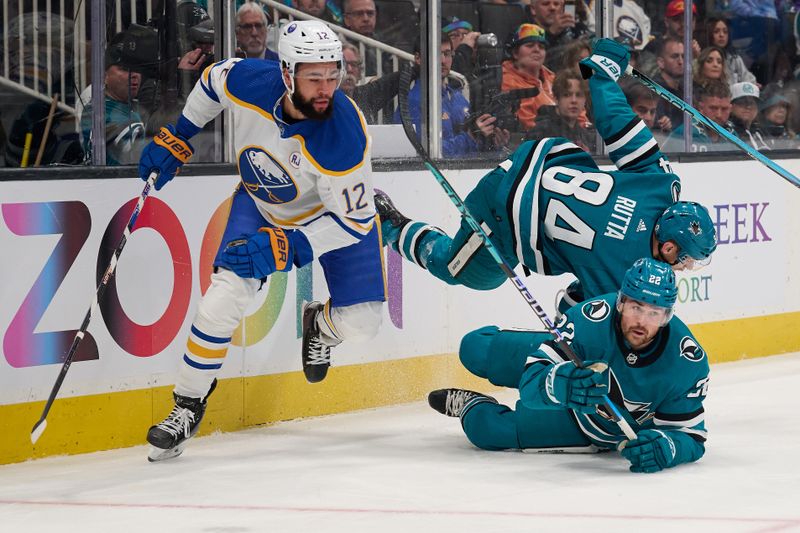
[31,171,161,444]
[397,63,637,440]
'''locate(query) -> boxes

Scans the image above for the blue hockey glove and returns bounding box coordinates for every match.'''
[579,38,630,82]
[544,361,608,413]
[220,227,295,279]
[138,125,194,190]
[618,429,677,473]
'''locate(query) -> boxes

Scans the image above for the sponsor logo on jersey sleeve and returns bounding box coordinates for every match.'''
[238,147,299,204]
[679,336,705,362]
[581,300,611,322]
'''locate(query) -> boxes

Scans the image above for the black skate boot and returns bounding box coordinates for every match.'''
[428,388,497,418]
[147,378,217,462]
[302,301,333,384]
[374,191,410,248]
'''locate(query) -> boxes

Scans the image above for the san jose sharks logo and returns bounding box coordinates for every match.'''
[679,336,705,362]
[581,300,611,322]
[596,368,653,424]
[238,147,298,204]
[689,221,702,236]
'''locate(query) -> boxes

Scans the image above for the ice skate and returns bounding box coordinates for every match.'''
[301,301,332,383]
[428,388,497,418]
[147,379,216,462]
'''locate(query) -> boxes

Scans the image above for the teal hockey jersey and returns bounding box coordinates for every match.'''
[482,73,681,297]
[518,293,709,465]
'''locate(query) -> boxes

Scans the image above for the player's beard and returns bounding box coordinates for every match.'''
[291,90,334,120]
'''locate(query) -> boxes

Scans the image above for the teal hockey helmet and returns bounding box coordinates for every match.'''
[617,258,677,325]
[655,202,717,268]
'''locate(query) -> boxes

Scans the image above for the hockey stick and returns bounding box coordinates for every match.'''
[397,65,637,440]
[626,65,800,189]
[30,171,159,444]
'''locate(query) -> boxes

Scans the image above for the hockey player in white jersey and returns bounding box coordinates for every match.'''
[138,20,385,461]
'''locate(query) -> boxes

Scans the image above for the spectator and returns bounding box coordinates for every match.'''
[644,0,701,63]
[444,17,480,79]
[394,36,509,156]
[622,78,672,142]
[525,0,591,70]
[653,37,686,128]
[729,81,770,149]
[526,69,596,151]
[664,79,735,152]
[759,90,798,148]
[693,46,728,90]
[81,30,150,165]
[341,41,400,124]
[342,0,395,77]
[288,0,343,25]
[527,0,589,69]
[557,38,591,73]
[585,0,652,51]
[235,2,278,60]
[501,23,556,130]
[703,17,757,86]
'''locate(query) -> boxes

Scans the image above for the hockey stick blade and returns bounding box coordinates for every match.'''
[626,65,800,189]
[30,171,159,445]
[397,65,636,440]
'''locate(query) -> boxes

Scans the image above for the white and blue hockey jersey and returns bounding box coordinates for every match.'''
[182,58,375,256]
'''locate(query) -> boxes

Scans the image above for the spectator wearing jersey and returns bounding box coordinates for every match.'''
[664,79,735,152]
[526,69,596,151]
[395,36,509,156]
[501,23,556,130]
[444,17,480,79]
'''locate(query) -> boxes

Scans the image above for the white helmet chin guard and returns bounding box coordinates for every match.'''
[278,20,343,94]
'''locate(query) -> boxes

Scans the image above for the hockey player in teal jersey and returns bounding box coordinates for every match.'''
[429,258,710,473]
[376,38,716,308]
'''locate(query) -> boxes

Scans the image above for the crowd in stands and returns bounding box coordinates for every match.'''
[5,0,800,167]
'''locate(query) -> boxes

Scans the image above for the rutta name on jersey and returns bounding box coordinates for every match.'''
[603,195,637,240]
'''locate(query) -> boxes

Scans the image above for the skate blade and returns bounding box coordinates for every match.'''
[147,443,186,462]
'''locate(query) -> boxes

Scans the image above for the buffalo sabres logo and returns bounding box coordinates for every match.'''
[581,300,611,322]
[616,16,643,47]
[238,147,299,204]
[689,221,702,236]
[679,336,705,362]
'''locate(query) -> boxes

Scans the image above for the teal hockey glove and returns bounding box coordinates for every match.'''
[543,361,608,413]
[579,38,630,82]
[619,429,677,473]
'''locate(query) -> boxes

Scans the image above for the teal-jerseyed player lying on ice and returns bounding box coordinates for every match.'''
[376,38,717,312]
[429,258,710,473]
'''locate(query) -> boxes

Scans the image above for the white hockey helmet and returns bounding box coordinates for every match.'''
[278,20,343,94]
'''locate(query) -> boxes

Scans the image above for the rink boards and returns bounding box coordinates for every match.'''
[1,159,798,464]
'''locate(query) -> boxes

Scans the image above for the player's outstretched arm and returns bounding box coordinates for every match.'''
[580,39,670,174]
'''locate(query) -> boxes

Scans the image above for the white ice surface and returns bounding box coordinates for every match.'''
[1,353,799,533]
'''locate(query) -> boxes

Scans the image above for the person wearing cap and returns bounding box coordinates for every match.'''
[426,257,711,474]
[394,34,510,156]
[729,81,770,150]
[760,90,798,148]
[443,17,481,79]
[80,28,154,165]
[644,0,701,61]
[501,23,556,130]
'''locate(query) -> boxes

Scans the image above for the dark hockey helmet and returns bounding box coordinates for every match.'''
[655,201,717,268]
[617,258,677,325]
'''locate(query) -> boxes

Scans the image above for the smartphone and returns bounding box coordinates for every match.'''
[564,0,576,16]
